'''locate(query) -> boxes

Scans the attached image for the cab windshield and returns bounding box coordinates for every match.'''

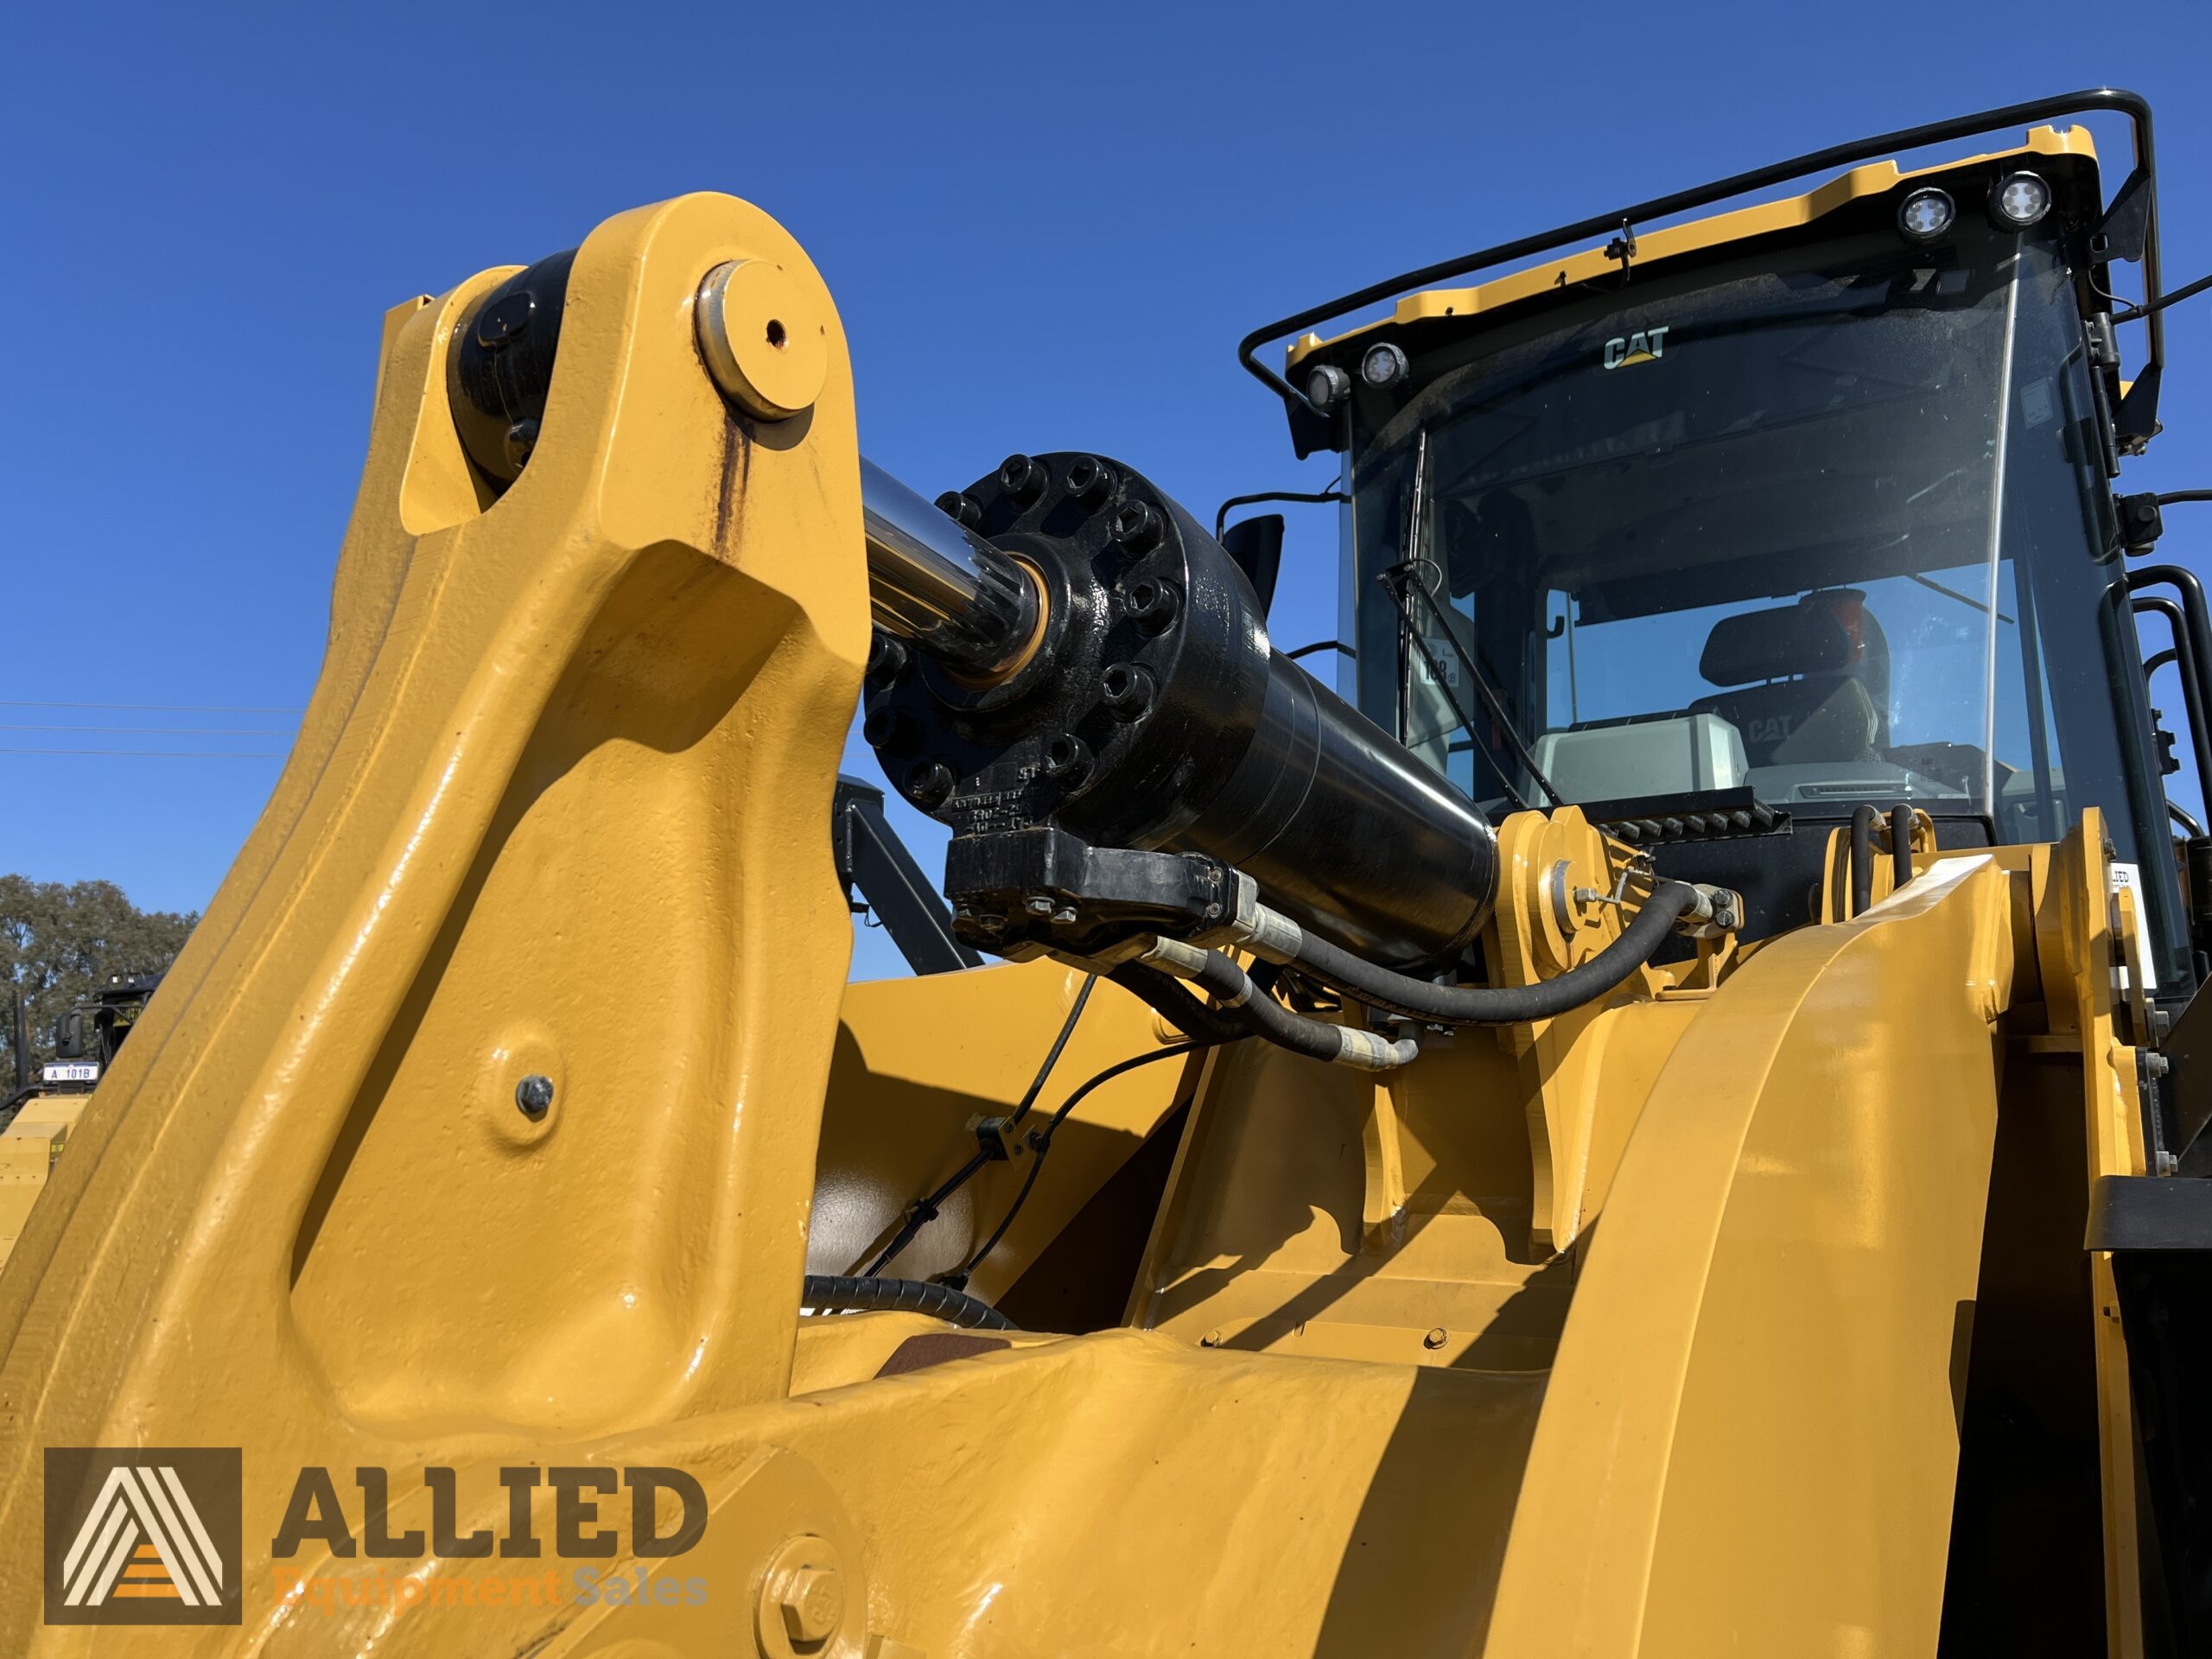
[1345,219,2162,861]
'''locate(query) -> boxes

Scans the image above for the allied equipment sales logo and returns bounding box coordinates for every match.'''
[44,1447,244,1625]
[46,1452,711,1625]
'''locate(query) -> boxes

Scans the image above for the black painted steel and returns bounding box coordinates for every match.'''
[832,775,982,976]
[2135,596,2212,830]
[450,248,577,484]
[864,452,1499,969]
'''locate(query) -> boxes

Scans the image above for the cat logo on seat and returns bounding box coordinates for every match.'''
[1602,326,1670,371]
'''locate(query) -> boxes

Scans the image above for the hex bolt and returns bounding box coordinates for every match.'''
[1100,663,1155,721]
[2141,1050,2171,1080]
[935,490,984,528]
[1064,454,1116,509]
[1111,501,1163,555]
[514,1074,555,1116]
[1025,894,1056,916]
[1423,1326,1448,1351]
[861,706,912,750]
[776,1564,846,1645]
[1043,733,1092,784]
[906,760,955,808]
[503,418,540,472]
[999,453,1046,506]
[866,630,909,683]
[1125,578,1181,635]
[757,1536,847,1653]
[474,290,534,351]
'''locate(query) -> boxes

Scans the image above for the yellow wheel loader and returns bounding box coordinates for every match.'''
[3,87,2210,1656]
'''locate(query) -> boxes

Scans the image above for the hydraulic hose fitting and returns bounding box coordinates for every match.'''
[1137,937,1420,1071]
[1676,884,1745,939]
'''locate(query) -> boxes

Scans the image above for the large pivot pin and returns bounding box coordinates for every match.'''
[696,258,828,421]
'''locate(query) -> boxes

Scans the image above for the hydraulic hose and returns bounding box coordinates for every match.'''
[1282,880,1702,1027]
[1141,942,1420,1069]
[1850,804,1879,916]
[1889,804,1914,892]
[802,1274,1015,1332]
[1108,962,1249,1046]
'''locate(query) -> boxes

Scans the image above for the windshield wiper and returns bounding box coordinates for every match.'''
[1907,571,2015,624]
[1380,562,1565,810]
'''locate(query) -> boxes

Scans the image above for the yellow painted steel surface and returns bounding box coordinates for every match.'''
[813,962,1185,1297]
[0,1093,92,1272]
[0,188,2156,1656]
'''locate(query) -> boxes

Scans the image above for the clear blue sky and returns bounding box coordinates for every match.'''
[3,2,2207,982]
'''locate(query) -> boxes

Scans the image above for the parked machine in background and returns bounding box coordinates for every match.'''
[2,89,2209,1656]
[0,972,162,1268]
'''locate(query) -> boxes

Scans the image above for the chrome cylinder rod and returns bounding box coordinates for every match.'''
[861,458,1037,674]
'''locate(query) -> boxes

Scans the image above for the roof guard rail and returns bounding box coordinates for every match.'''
[1240,88,2164,416]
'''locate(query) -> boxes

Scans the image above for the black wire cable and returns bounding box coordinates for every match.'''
[2114,268,2212,323]
[939,1037,1243,1291]
[802,1274,1016,1331]
[1213,488,1348,540]
[1005,974,1096,1129]
[859,976,1096,1277]
[858,1148,992,1278]
[2156,491,2212,506]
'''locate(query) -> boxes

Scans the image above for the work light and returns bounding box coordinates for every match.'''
[1897,187,1956,245]
[1361,342,1408,389]
[1306,363,1351,410]
[1991,171,2052,230]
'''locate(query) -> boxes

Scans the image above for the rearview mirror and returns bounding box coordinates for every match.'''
[1221,514,1286,614]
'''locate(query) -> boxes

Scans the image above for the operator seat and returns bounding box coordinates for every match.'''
[1689,593,1882,767]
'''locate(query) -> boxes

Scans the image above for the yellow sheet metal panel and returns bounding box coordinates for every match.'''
[2040,813,2149,1656]
[1487,855,2014,1654]
[1131,988,1699,1369]
[0,1096,92,1274]
[813,962,1185,1298]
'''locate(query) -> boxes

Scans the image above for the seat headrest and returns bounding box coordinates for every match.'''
[1700,601,1853,687]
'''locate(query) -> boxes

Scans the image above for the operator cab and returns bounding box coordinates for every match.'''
[1284,124,2192,983]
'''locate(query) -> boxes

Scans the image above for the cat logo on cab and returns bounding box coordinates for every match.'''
[1602,326,1670,370]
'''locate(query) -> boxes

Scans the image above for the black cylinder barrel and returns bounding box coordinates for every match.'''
[863,452,1497,968]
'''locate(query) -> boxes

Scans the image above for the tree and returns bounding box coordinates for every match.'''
[1,877,198,1095]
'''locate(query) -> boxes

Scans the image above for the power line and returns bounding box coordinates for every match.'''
[0,724,297,736]
[0,747,287,759]
[0,700,302,715]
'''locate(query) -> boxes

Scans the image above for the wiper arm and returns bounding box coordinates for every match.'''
[1380,562,1565,810]
[1907,571,2014,624]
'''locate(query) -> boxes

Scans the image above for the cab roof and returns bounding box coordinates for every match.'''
[1240,91,2169,462]
[1285,125,2101,375]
